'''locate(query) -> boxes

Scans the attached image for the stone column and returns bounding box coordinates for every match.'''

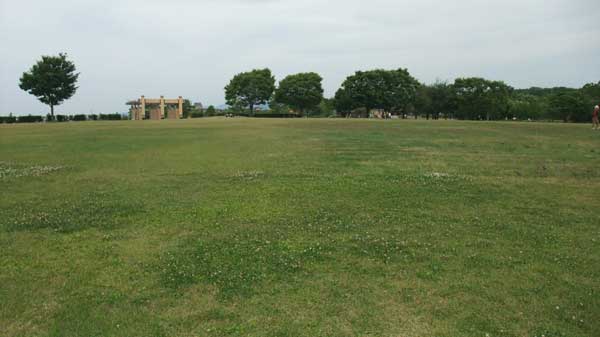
[160,96,165,119]
[178,96,183,119]
[141,96,146,120]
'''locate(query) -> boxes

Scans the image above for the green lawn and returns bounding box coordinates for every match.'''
[1,118,599,337]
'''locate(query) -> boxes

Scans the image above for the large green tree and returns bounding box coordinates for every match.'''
[548,91,588,122]
[334,69,419,116]
[414,84,433,118]
[224,68,275,115]
[581,81,600,107]
[274,72,324,116]
[19,53,79,117]
[333,86,355,117]
[385,68,420,113]
[508,94,548,120]
[452,77,512,120]
[427,81,456,119]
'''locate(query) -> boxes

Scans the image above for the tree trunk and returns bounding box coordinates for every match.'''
[249,104,254,117]
[50,104,54,118]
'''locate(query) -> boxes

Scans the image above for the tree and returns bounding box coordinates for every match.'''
[385,68,420,113]
[274,72,324,116]
[581,81,600,107]
[317,98,336,117]
[268,96,291,115]
[205,105,216,116]
[335,69,419,116]
[334,87,355,117]
[427,81,456,119]
[224,68,275,115]
[19,53,79,117]
[182,99,198,118]
[516,86,576,97]
[548,91,588,122]
[452,77,512,120]
[508,94,548,120]
[338,70,385,114]
[414,84,433,119]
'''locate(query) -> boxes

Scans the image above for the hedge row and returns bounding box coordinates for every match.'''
[1,112,301,123]
[232,113,301,118]
[0,113,125,124]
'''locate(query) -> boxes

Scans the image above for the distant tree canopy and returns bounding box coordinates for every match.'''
[317,97,336,117]
[548,91,589,123]
[581,81,600,106]
[508,94,548,120]
[274,72,324,116]
[225,68,275,115]
[219,67,597,122]
[19,53,79,117]
[515,86,577,97]
[452,77,513,120]
[334,69,420,116]
[414,81,455,119]
[182,99,198,118]
[205,105,216,116]
[333,86,355,117]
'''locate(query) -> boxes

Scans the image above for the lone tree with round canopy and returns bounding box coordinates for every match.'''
[274,72,324,117]
[335,68,420,116]
[225,68,275,115]
[19,53,79,118]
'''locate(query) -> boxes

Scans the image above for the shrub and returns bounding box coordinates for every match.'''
[99,113,122,120]
[88,114,98,121]
[55,115,69,122]
[255,113,300,118]
[235,112,300,118]
[17,115,44,123]
[72,114,87,121]
[0,115,17,124]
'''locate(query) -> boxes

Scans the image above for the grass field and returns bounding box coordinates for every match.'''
[1,118,599,337]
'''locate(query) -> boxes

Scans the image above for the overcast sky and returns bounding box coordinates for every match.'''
[1,0,598,115]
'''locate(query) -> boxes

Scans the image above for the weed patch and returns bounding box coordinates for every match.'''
[0,161,65,179]
[4,193,141,232]
[161,235,326,299]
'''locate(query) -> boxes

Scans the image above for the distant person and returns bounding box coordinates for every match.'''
[593,104,599,130]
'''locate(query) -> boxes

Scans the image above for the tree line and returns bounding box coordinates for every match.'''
[225,69,325,117]
[14,53,600,122]
[413,79,600,122]
[224,68,599,121]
